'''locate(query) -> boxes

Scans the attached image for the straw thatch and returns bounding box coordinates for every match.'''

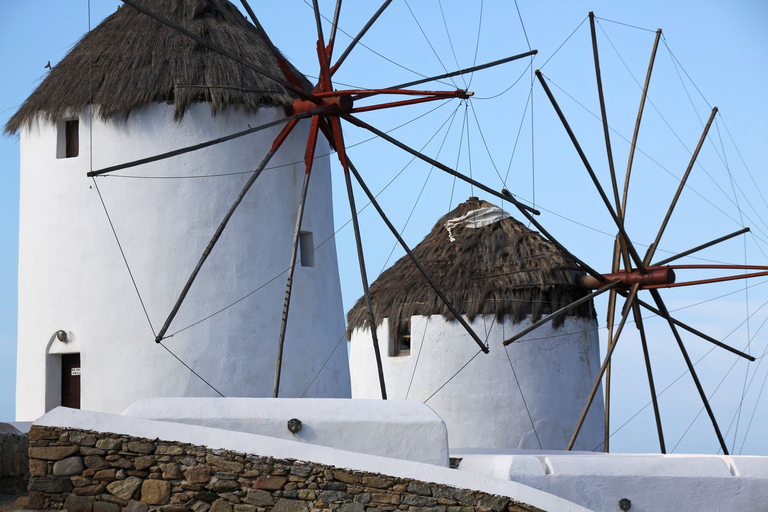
[347,198,594,340]
[5,0,310,134]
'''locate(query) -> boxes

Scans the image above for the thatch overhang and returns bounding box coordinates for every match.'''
[347,198,595,340]
[5,0,311,134]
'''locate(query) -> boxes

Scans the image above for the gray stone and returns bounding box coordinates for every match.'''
[282,490,299,499]
[408,507,446,512]
[111,457,134,469]
[403,496,438,507]
[289,465,311,478]
[477,496,509,512]
[53,455,84,476]
[242,489,274,507]
[93,468,118,481]
[357,493,372,505]
[29,445,80,460]
[142,478,172,505]
[320,491,353,503]
[94,501,122,512]
[431,488,453,501]
[126,500,150,512]
[320,482,347,491]
[271,498,308,512]
[107,475,143,500]
[28,476,74,493]
[71,475,91,487]
[64,494,94,512]
[210,498,233,512]
[234,505,258,512]
[451,490,477,506]
[216,470,238,480]
[160,462,184,479]
[95,438,123,451]
[206,479,240,492]
[84,455,111,470]
[407,483,432,496]
[127,441,156,454]
[116,469,127,480]
[70,432,97,446]
[339,503,365,512]
[181,456,197,466]
[80,446,107,456]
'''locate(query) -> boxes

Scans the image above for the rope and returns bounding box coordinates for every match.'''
[159,342,225,397]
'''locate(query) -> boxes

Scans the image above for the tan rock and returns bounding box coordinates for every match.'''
[29,458,47,477]
[252,475,287,490]
[185,464,212,484]
[141,478,172,505]
[29,445,80,460]
[210,498,234,512]
[106,475,143,500]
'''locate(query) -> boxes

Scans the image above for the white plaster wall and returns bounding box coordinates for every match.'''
[36,407,592,512]
[349,315,604,451]
[122,397,450,466]
[16,104,350,420]
[456,450,768,512]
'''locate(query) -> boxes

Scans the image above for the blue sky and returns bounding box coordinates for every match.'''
[2,1,768,455]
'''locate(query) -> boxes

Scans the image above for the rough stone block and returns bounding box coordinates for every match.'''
[477,496,509,512]
[107,475,143,500]
[186,464,212,484]
[27,491,46,510]
[210,498,234,512]
[290,465,311,478]
[402,496,438,507]
[338,503,364,512]
[160,462,183,479]
[333,471,361,484]
[234,505,258,512]
[64,494,94,512]
[127,442,156,454]
[28,426,61,441]
[80,447,107,456]
[451,490,477,506]
[253,475,288,491]
[71,475,91,487]
[142,478,172,505]
[125,499,150,512]
[207,455,244,473]
[94,501,123,512]
[28,476,74,493]
[243,489,274,507]
[362,476,392,489]
[407,483,432,496]
[93,468,118,481]
[371,494,400,505]
[70,432,97,446]
[29,445,80,460]
[112,457,134,469]
[95,438,123,451]
[271,498,308,512]
[84,455,111,470]
[156,445,184,456]
[29,458,47,477]
[53,455,85,476]
[320,491,353,503]
[320,482,347,491]
[72,483,106,496]
[192,501,212,512]
[206,479,240,492]
[134,455,156,470]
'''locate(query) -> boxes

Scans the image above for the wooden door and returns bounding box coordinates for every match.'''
[61,353,81,409]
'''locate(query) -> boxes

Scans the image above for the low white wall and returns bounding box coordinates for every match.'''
[455,450,768,512]
[122,397,450,467]
[35,407,591,512]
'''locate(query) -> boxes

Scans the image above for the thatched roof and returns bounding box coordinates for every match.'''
[347,198,594,340]
[5,0,310,134]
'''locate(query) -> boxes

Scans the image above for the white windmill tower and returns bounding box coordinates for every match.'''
[348,198,605,451]
[6,0,351,421]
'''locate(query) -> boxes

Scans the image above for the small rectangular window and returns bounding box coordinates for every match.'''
[391,319,411,357]
[299,231,314,267]
[56,118,79,159]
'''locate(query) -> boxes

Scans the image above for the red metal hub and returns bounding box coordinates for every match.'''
[576,267,676,290]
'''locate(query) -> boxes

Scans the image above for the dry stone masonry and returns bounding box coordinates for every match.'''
[0,429,29,494]
[25,426,543,512]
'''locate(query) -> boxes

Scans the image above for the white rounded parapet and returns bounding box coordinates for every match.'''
[349,314,604,452]
[16,104,350,420]
[122,397,450,467]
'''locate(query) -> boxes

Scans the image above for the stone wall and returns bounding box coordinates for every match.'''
[0,431,30,494]
[26,426,543,512]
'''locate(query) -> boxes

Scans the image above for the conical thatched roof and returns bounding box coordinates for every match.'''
[5,0,310,133]
[347,198,594,340]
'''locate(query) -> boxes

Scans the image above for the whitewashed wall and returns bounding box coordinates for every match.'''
[16,104,351,420]
[349,314,604,451]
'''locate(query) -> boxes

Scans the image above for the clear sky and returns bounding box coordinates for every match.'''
[1,0,768,455]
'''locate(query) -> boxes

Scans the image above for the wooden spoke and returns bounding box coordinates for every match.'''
[633,303,666,453]
[331,0,393,74]
[653,228,750,266]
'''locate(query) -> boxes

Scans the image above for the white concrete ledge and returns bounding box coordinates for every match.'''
[122,397,450,467]
[35,407,591,512]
